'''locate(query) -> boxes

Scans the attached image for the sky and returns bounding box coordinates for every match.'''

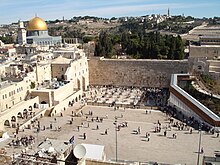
[0,0,220,24]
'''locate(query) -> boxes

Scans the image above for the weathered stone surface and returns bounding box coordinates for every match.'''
[89,57,189,88]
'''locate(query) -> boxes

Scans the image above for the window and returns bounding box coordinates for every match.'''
[2,95,4,99]
[62,68,64,71]
[198,65,202,70]
[6,104,8,109]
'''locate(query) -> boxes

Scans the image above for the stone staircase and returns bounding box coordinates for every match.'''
[44,107,54,117]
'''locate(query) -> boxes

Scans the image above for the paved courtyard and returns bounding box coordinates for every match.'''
[1,104,220,165]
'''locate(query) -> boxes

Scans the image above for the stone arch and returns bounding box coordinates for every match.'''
[29,106,33,111]
[69,101,72,106]
[11,116,16,122]
[23,109,28,116]
[4,120,10,126]
[17,112,22,118]
[77,79,81,90]
[61,75,65,80]
[82,76,86,91]
[33,103,38,108]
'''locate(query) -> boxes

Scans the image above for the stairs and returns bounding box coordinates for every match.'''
[44,107,54,117]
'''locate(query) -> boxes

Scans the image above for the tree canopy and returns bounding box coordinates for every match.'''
[94,28,184,60]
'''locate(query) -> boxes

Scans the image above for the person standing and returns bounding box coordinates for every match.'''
[147,133,150,141]
[83,133,86,140]
[201,147,204,154]
[164,130,167,137]
[138,127,141,134]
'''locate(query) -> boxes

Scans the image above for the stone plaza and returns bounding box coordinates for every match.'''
[1,103,219,165]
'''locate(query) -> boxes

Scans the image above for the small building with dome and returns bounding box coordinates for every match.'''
[17,16,62,46]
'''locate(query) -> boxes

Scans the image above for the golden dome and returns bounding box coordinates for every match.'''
[27,16,48,31]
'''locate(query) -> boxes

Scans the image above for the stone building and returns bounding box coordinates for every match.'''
[0,44,89,129]
[189,45,220,60]
[17,16,62,46]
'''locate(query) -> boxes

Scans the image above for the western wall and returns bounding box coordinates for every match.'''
[88,57,189,88]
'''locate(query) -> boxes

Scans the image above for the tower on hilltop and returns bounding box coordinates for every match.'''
[17,20,27,45]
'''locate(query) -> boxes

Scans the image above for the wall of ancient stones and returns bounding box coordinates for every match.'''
[88,57,189,88]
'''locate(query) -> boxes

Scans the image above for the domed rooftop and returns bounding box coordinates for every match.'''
[27,16,48,31]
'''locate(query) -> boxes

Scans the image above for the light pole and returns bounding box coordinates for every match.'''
[197,125,202,165]
[113,116,118,162]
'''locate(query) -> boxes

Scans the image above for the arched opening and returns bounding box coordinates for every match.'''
[11,116,16,122]
[4,120,10,126]
[34,103,38,108]
[75,97,78,102]
[82,76,86,91]
[77,79,81,90]
[23,109,28,116]
[17,112,22,118]
[41,101,47,104]
[61,74,65,80]
[29,106,33,111]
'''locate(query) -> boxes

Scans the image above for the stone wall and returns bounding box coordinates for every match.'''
[190,45,220,59]
[88,57,189,88]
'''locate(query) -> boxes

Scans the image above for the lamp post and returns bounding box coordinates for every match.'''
[197,124,202,165]
[113,116,118,162]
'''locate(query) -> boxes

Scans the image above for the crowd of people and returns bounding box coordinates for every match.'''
[9,135,35,148]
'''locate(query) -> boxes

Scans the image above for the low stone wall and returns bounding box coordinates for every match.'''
[89,57,189,88]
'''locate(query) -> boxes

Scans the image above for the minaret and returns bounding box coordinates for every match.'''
[17,20,26,45]
[168,8,170,17]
